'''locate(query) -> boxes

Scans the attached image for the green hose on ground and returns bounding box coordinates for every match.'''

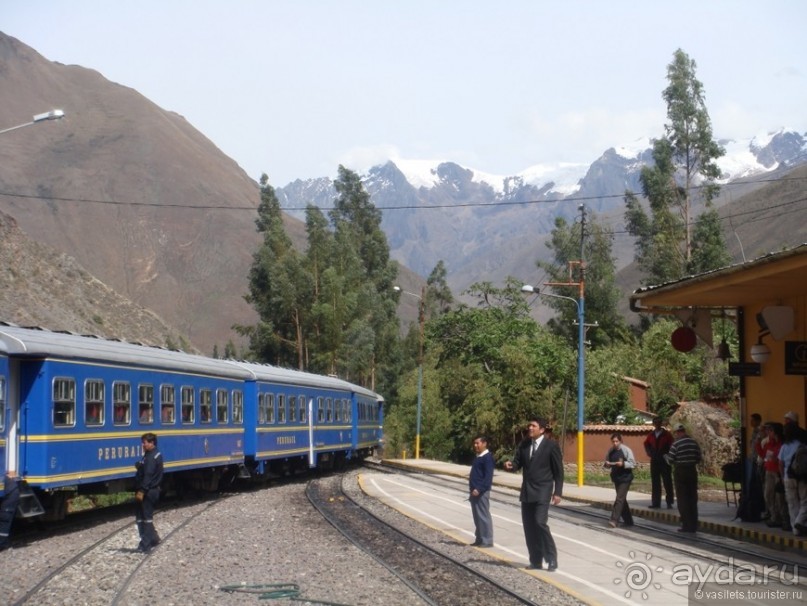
[219,582,352,605]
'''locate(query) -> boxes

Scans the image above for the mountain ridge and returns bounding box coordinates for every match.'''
[277,130,807,296]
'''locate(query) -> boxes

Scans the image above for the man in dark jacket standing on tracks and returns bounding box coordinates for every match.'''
[135,432,164,553]
[504,417,563,571]
[469,435,494,547]
[0,471,21,551]
[644,417,674,509]
[664,423,702,533]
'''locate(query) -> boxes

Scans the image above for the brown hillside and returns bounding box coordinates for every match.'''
[0,32,306,353]
[0,211,191,349]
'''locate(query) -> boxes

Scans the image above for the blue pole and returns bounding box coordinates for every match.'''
[577,295,585,486]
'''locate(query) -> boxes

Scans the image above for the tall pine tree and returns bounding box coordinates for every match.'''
[625,49,729,285]
[240,174,312,368]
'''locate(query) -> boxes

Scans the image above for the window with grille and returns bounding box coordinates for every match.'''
[161,384,175,424]
[139,384,154,424]
[84,379,104,426]
[181,386,195,423]
[113,381,131,425]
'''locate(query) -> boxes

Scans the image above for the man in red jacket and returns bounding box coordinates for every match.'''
[644,418,674,508]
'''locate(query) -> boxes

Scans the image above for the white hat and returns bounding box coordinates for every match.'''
[785,411,799,423]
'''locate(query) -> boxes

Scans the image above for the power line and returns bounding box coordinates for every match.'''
[1,175,805,235]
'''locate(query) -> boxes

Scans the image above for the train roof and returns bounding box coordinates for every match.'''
[0,325,251,380]
[0,325,383,401]
[230,360,383,401]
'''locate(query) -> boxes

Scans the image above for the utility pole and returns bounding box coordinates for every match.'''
[542,204,587,485]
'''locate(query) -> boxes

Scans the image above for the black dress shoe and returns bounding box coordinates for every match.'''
[470,540,482,546]
[546,559,558,571]
[667,503,674,509]
[526,563,542,570]
[648,504,660,509]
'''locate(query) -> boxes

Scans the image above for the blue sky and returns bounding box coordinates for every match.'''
[2,1,805,186]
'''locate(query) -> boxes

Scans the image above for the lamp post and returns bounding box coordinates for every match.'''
[521,283,587,486]
[393,285,425,459]
[0,110,65,136]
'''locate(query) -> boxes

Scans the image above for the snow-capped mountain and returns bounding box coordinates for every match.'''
[277,130,807,293]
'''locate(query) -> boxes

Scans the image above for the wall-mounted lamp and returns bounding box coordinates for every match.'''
[750,338,771,364]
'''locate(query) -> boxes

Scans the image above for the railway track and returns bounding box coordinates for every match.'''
[10,495,229,606]
[307,472,542,606]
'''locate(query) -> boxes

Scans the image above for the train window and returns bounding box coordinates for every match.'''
[0,376,5,429]
[278,394,286,423]
[181,386,195,424]
[138,384,154,424]
[258,393,266,424]
[53,378,76,427]
[334,397,341,422]
[289,396,297,422]
[266,394,275,424]
[84,379,104,426]
[160,385,176,424]
[317,397,324,423]
[299,394,306,423]
[232,390,243,424]
[346,399,352,423]
[113,381,131,425]
[326,398,333,423]
[216,389,228,423]
[200,389,212,424]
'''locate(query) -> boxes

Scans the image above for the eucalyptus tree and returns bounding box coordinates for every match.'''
[325,166,399,390]
[240,174,313,368]
[625,48,729,286]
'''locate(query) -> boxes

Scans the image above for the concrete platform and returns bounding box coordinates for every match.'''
[381,458,806,552]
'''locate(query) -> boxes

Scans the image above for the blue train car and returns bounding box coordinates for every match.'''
[236,362,383,477]
[0,326,252,518]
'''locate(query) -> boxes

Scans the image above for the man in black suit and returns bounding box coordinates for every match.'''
[504,416,563,571]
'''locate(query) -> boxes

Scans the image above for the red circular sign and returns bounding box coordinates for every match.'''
[671,326,697,352]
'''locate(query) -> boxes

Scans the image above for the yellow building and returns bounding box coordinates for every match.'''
[629,244,807,455]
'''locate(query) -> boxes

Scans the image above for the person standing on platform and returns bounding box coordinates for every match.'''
[643,417,674,509]
[134,432,164,553]
[779,421,807,536]
[757,422,787,528]
[504,417,563,571]
[664,423,702,533]
[468,434,494,547]
[605,432,636,528]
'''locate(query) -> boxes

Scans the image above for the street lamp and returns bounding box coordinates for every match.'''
[521,283,588,486]
[0,109,66,136]
[393,285,425,459]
